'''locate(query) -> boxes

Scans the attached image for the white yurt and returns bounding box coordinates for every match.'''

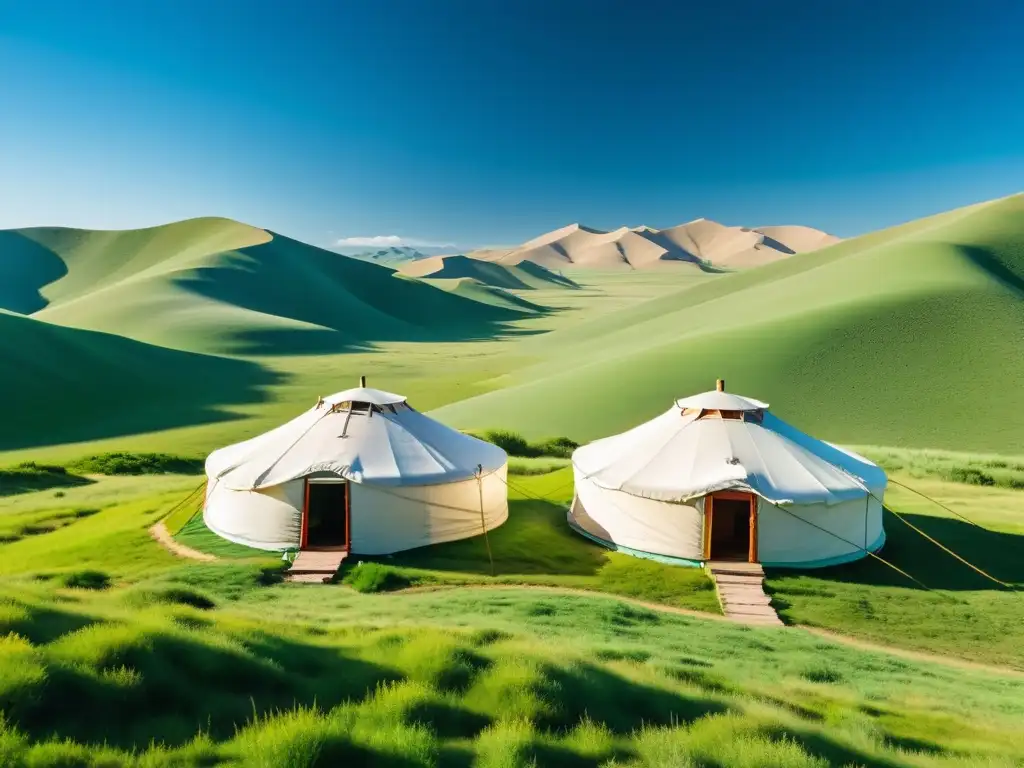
[569,381,887,568]
[203,381,508,554]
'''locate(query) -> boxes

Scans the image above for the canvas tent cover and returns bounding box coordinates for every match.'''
[207,387,507,491]
[573,394,885,505]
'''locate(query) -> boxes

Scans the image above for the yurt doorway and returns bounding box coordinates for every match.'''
[704,492,757,562]
[302,479,349,550]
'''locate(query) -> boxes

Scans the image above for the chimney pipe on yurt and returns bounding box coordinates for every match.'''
[716,379,725,392]
[360,375,366,388]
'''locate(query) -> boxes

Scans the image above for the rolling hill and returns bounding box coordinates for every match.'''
[0,309,278,450]
[399,253,579,290]
[0,218,532,355]
[2,195,1023,459]
[467,218,840,270]
[432,194,1024,453]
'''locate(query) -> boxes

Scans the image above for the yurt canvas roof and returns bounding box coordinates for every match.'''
[674,390,768,411]
[207,387,506,491]
[573,398,885,505]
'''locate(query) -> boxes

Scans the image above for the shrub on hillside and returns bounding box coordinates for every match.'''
[941,467,996,487]
[481,430,535,457]
[342,562,413,593]
[0,461,92,497]
[67,452,204,476]
[534,436,579,458]
[472,430,579,459]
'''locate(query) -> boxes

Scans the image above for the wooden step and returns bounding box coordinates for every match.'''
[286,550,347,582]
[710,562,782,626]
[708,561,765,577]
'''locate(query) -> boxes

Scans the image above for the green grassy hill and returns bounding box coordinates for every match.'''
[2,195,1023,459]
[0,310,278,451]
[432,194,1024,453]
[415,277,550,313]
[401,254,579,291]
[2,218,531,356]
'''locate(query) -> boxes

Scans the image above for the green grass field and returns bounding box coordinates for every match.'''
[2,195,1024,764]
[2,473,1024,766]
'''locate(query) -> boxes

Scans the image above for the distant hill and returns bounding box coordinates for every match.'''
[343,245,435,266]
[0,218,532,356]
[467,219,840,270]
[399,254,579,290]
[405,276,549,314]
[432,194,1024,454]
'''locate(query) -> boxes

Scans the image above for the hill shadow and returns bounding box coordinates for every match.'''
[517,260,580,289]
[0,231,67,313]
[758,234,797,255]
[961,244,1024,295]
[767,509,1024,591]
[177,232,548,355]
[0,312,280,451]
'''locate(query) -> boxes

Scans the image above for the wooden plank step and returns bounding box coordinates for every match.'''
[708,562,765,576]
[287,550,347,578]
[715,576,765,586]
[721,595,773,606]
[285,573,332,584]
[711,564,783,626]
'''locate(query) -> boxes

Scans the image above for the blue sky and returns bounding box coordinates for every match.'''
[1,0,1022,249]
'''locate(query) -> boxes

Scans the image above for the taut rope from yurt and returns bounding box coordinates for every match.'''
[475,464,495,576]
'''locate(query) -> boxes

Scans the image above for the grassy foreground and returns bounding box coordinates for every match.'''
[765,476,1024,669]
[1,471,1024,764]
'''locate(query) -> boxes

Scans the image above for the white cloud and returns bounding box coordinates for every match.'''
[334,235,457,249]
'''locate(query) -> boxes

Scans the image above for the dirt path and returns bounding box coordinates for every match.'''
[798,625,1024,679]
[149,521,216,562]
[391,583,1023,679]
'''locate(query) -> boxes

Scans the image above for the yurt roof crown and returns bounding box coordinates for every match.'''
[676,379,768,422]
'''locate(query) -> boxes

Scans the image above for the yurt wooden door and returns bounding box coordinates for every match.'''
[703,491,757,563]
[301,479,350,550]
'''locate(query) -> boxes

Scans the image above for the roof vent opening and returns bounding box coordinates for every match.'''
[331,400,375,415]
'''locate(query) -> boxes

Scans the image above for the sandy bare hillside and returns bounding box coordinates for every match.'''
[467,218,840,270]
[755,225,842,253]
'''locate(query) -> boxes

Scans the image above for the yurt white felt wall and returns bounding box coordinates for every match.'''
[569,385,886,568]
[204,386,508,554]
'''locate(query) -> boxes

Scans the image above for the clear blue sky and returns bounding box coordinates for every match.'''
[1,0,1022,249]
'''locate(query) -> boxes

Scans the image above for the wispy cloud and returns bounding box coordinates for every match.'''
[334,235,457,249]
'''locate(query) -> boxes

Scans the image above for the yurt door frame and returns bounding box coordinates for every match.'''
[703,491,758,563]
[301,478,351,551]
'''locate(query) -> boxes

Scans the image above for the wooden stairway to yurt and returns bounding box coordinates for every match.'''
[285,550,347,583]
[708,561,783,626]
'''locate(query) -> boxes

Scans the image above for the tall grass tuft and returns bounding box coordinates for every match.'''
[342,563,414,593]
[60,570,111,590]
